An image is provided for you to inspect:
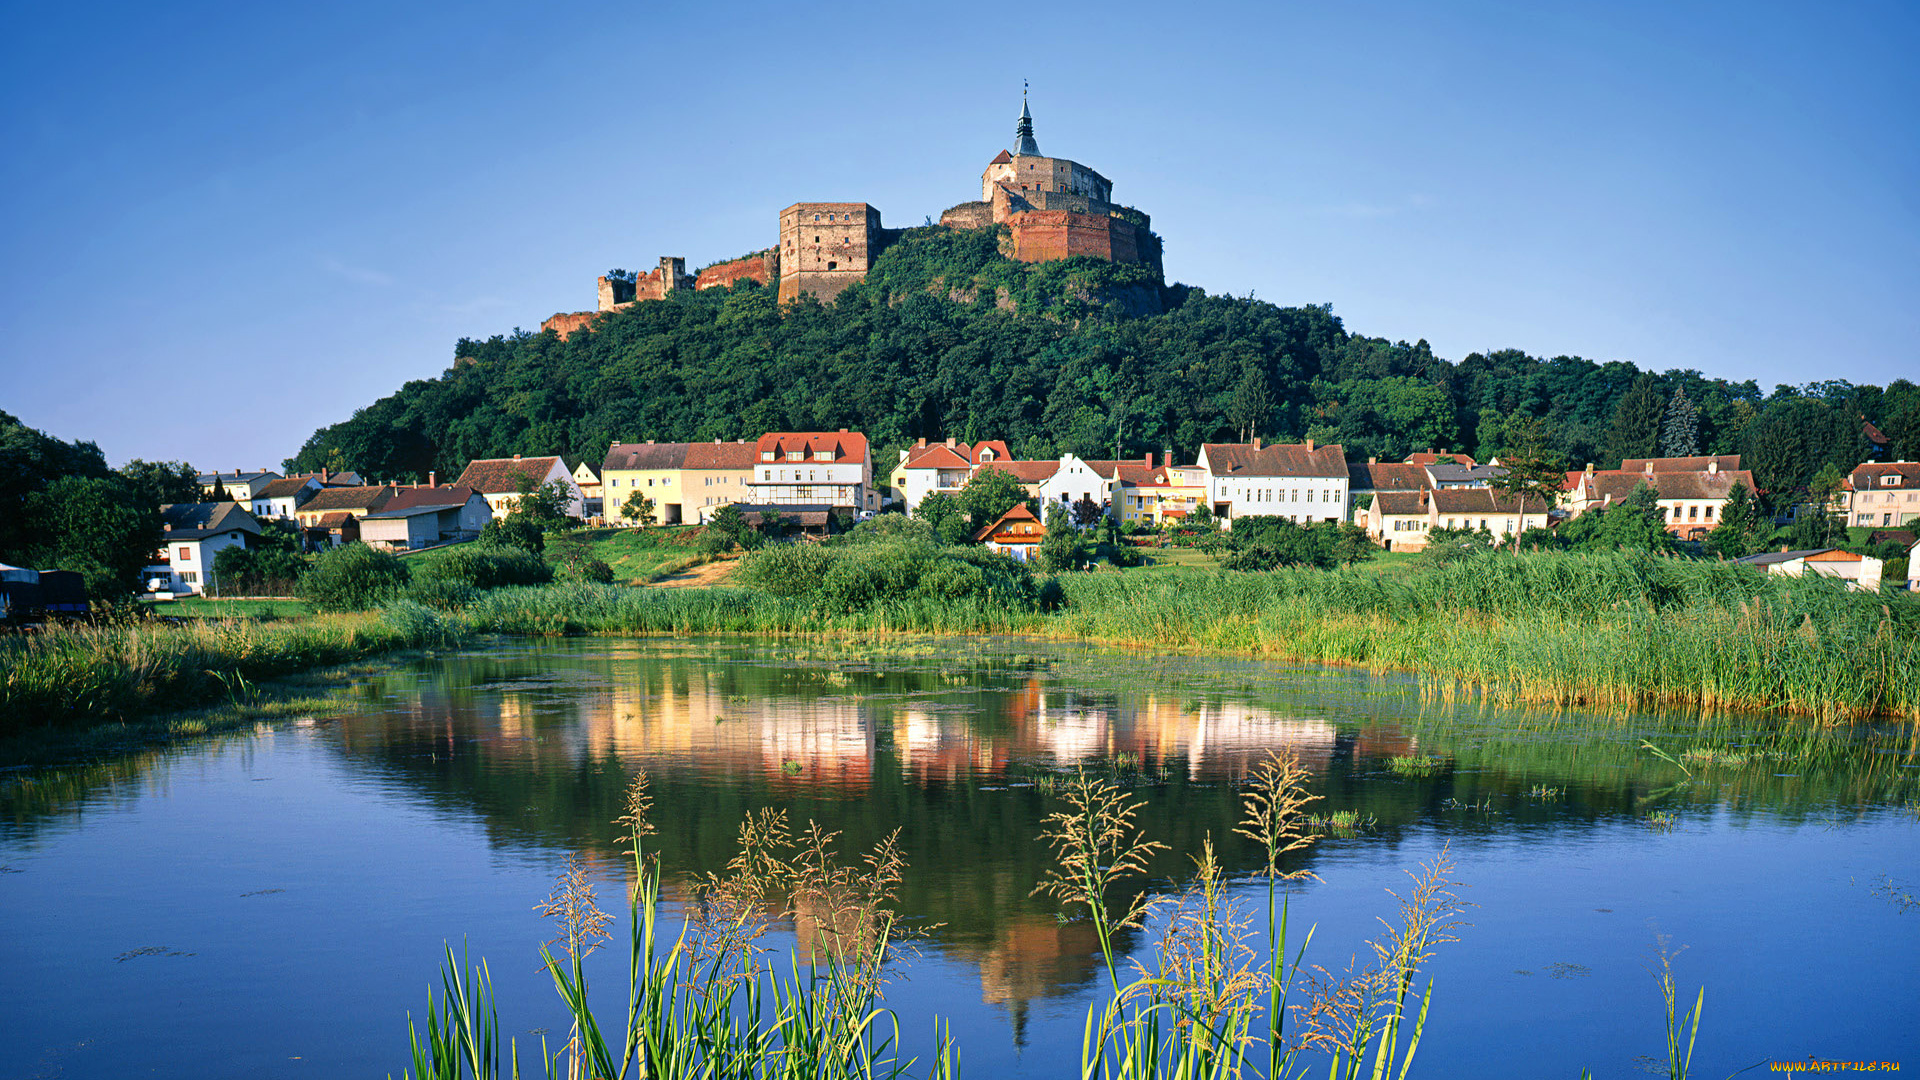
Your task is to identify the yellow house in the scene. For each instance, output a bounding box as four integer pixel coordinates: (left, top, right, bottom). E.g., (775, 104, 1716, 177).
(602, 441, 758, 525)
(1116, 465, 1209, 525)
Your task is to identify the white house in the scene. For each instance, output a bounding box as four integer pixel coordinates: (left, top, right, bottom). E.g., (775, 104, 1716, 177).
(891, 439, 1010, 514)
(454, 455, 584, 519)
(748, 431, 873, 511)
(195, 469, 281, 502)
(1845, 462, 1920, 529)
(1197, 440, 1349, 527)
(1735, 548, 1884, 591)
(145, 503, 264, 596)
(249, 475, 322, 521)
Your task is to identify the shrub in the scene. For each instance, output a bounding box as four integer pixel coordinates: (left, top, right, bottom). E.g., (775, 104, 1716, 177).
(300, 543, 410, 611)
(414, 543, 553, 591)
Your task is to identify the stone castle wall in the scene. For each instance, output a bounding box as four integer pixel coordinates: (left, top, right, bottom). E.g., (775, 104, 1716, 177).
(694, 251, 779, 291)
(541, 311, 603, 340)
(1008, 210, 1144, 266)
(778, 203, 881, 304)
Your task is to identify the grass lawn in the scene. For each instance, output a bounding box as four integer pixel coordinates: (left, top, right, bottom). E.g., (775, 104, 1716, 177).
(143, 596, 317, 619)
(571, 526, 710, 584)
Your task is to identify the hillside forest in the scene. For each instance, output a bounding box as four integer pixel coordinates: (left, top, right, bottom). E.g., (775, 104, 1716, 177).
(284, 228, 1917, 513)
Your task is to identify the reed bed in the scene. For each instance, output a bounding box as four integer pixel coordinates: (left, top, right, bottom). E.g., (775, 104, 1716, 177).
(0, 601, 462, 735)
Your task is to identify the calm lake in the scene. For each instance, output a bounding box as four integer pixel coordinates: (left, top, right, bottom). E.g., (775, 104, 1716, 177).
(3, 636, 1916, 1078)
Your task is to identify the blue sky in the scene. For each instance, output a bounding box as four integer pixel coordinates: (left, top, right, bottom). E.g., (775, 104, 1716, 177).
(3, 0, 1914, 470)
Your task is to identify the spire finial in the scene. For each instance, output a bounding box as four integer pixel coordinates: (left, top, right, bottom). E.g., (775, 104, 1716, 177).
(1014, 83, 1039, 156)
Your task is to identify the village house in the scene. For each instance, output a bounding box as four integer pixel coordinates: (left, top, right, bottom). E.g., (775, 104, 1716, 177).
(1842, 462, 1920, 529)
(748, 431, 874, 511)
(1563, 456, 1757, 540)
(1346, 459, 1429, 526)
(358, 486, 491, 551)
(285, 469, 364, 487)
(145, 502, 263, 596)
(1196, 439, 1349, 527)
(572, 462, 602, 520)
(1115, 462, 1209, 525)
(249, 476, 322, 522)
(455, 455, 584, 519)
(1362, 488, 1551, 551)
(1734, 548, 1884, 591)
(291, 485, 396, 547)
(195, 469, 281, 502)
(891, 439, 1012, 514)
(973, 504, 1045, 560)
(682, 441, 761, 516)
(971, 457, 1063, 507)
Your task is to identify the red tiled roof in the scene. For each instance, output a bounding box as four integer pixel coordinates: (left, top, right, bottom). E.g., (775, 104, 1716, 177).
(1350, 461, 1428, 492)
(683, 441, 760, 470)
(375, 486, 479, 514)
(755, 431, 869, 463)
(1430, 488, 1550, 515)
(1618, 455, 1742, 474)
(455, 457, 565, 494)
(254, 477, 318, 500)
(1373, 490, 1430, 516)
(975, 460, 1060, 483)
(990, 150, 1013, 164)
(1405, 452, 1476, 467)
(1587, 469, 1757, 503)
(297, 486, 395, 513)
(603, 443, 689, 472)
(1201, 442, 1347, 479)
(973, 503, 1042, 543)
(1848, 462, 1920, 489)
(902, 445, 973, 469)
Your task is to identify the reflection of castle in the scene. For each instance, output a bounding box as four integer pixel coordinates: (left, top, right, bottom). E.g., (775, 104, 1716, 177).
(542, 93, 1159, 334)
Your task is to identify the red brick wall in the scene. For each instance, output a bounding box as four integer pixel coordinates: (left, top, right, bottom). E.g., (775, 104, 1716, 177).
(695, 252, 777, 291)
(540, 311, 602, 340)
(1008, 211, 1146, 265)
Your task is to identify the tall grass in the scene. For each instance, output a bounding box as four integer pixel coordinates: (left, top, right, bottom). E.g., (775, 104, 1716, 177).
(461, 550, 1920, 720)
(0, 601, 462, 735)
(400, 756, 1469, 1080)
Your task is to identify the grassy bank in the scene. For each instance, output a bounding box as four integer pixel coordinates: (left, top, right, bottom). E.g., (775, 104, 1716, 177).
(0, 602, 463, 739)
(456, 550, 1919, 721)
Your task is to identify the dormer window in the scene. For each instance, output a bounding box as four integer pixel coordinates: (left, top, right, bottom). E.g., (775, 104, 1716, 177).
(1883, 475, 1900, 487)
(761, 451, 774, 462)
(787, 451, 804, 462)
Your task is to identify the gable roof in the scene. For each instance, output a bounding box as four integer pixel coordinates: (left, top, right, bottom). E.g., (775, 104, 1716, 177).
(973, 503, 1042, 543)
(286, 470, 364, 487)
(254, 476, 320, 500)
(902, 444, 974, 469)
(455, 456, 566, 494)
(974, 460, 1061, 483)
(1084, 457, 1158, 485)
(1735, 548, 1838, 566)
(159, 502, 263, 539)
(989, 149, 1012, 164)
(1619, 455, 1742, 474)
(603, 443, 690, 472)
(1404, 451, 1475, 467)
(195, 470, 279, 486)
(1201, 442, 1348, 480)
(755, 431, 869, 463)
(1349, 461, 1429, 492)
(1373, 490, 1431, 516)
(363, 486, 481, 518)
(1587, 469, 1756, 503)
(1863, 419, 1891, 448)
(683, 441, 760, 470)
(297, 485, 396, 513)
(1848, 462, 1920, 489)
(1429, 488, 1549, 515)
(1426, 462, 1506, 486)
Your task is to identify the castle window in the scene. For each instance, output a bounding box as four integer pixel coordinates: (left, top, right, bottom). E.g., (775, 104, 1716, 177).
(813, 214, 819, 221)
(827, 261, 837, 270)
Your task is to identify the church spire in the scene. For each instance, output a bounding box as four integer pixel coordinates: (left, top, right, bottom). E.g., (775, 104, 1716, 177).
(1014, 82, 1040, 156)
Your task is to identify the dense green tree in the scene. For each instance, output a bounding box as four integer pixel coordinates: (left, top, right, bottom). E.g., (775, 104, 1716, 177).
(956, 469, 1028, 532)
(913, 491, 970, 544)
(17, 475, 162, 599)
(1037, 503, 1091, 571)
(299, 542, 410, 611)
(1489, 416, 1568, 518)
(619, 492, 657, 528)
(1561, 482, 1673, 552)
(1704, 481, 1765, 559)
(118, 459, 201, 510)
(1602, 375, 1663, 467)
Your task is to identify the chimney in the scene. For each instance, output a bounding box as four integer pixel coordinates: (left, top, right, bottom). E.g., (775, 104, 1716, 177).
(1585, 462, 1594, 475)
(1306, 438, 1315, 453)
(427, 471, 436, 488)
(321, 468, 329, 483)
(1644, 461, 1655, 475)
(839, 428, 848, 433)
(512, 453, 522, 461)
(946, 438, 956, 447)
(915, 438, 927, 448)
(1145, 452, 1154, 469)
(1781, 543, 1790, 553)
(1253, 437, 1262, 450)
(1708, 459, 1719, 474)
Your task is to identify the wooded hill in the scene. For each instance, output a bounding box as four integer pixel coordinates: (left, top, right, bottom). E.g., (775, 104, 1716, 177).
(287, 227, 1918, 508)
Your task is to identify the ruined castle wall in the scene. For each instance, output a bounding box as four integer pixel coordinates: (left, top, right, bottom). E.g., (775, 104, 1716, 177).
(939, 201, 995, 230)
(541, 311, 603, 340)
(695, 251, 779, 291)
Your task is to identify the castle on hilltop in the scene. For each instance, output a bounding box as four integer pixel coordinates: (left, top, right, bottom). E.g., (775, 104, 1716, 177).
(541, 95, 1158, 336)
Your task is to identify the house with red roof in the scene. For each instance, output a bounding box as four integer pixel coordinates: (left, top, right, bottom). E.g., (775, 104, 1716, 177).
(359, 487, 490, 551)
(1563, 456, 1758, 540)
(748, 431, 874, 512)
(891, 438, 1012, 514)
(454, 455, 583, 520)
(972, 504, 1045, 560)
(1843, 462, 1920, 529)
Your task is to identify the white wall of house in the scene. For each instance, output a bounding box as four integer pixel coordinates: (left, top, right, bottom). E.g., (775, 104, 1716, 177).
(1849, 486, 1920, 527)
(147, 530, 251, 596)
(749, 458, 869, 508)
(1037, 455, 1108, 510)
(892, 462, 972, 515)
(1209, 478, 1349, 525)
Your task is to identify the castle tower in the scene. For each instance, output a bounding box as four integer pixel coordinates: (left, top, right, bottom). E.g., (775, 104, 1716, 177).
(777, 203, 883, 304)
(1014, 92, 1040, 156)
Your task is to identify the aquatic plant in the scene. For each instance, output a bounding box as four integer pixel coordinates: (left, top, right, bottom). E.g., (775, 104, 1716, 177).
(1387, 755, 1443, 777)
(1647, 811, 1679, 831)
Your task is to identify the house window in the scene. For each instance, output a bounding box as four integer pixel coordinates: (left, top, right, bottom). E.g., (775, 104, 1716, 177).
(788, 451, 804, 462)
(761, 452, 774, 462)
(180, 572, 198, 584)
(178, 546, 192, 562)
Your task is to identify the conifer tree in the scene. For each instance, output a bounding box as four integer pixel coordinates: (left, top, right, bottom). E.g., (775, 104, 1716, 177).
(1660, 387, 1700, 458)
(1603, 375, 1664, 467)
